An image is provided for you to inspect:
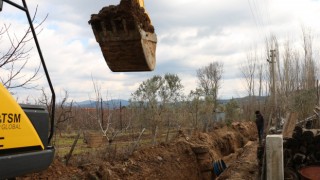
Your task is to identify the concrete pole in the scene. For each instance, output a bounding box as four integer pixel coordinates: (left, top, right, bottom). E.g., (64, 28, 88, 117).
(270, 50, 277, 114)
(266, 135, 284, 180)
(317, 80, 319, 106)
(267, 49, 277, 127)
(317, 80, 320, 128)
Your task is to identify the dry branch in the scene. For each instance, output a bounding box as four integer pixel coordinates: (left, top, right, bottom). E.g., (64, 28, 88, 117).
(129, 128, 146, 155)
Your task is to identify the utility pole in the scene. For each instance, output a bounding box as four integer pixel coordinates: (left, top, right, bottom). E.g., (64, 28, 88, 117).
(317, 80, 319, 106)
(120, 101, 123, 130)
(262, 49, 278, 180)
(317, 80, 319, 129)
(267, 49, 277, 127)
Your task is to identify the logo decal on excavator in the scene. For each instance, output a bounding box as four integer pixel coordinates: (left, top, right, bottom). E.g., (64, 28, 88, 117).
(0, 113, 21, 123)
(0, 113, 22, 130)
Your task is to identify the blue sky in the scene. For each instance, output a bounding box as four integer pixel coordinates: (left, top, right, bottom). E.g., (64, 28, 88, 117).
(1, 0, 320, 103)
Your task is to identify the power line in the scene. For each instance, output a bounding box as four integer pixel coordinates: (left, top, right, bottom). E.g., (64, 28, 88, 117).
(248, 0, 273, 38)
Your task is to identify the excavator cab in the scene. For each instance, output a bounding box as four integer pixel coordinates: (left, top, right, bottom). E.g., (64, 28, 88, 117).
(89, 0, 157, 72)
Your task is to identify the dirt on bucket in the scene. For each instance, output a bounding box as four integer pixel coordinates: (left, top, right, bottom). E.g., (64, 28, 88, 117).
(89, 0, 154, 33)
(89, 0, 157, 72)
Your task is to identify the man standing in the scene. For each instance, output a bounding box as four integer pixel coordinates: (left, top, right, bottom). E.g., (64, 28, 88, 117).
(255, 110, 264, 143)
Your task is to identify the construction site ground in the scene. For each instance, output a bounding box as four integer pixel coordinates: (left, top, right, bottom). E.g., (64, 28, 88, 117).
(18, 121, 259, 180)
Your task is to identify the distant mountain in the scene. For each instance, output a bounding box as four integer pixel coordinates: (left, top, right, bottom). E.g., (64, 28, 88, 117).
(217, 99, 230, 104)
(219, 96, 268, 104)
(74, 99, 129, 109)
(73, 96, 267, 109)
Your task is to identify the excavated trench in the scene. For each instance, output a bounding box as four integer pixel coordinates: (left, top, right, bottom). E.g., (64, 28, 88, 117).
(19, 121, 259, 180)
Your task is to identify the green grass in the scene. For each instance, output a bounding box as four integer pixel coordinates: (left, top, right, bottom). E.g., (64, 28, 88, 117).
(52, 130, 183, 157)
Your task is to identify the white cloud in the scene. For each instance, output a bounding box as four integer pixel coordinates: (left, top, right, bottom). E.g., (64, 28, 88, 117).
(1, 0, 320, 102)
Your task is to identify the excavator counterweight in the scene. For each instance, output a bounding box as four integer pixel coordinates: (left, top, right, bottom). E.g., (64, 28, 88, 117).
(89, 0, 157, 72)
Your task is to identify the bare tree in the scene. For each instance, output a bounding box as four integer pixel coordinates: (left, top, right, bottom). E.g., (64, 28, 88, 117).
(301, 27, 316, 90)
(197, 62, 223, 106)
(262, 29, 319, 122)
(38, 89, 74, 143)
(196, 62, 223, 131)
(0, 7, 47, 89)
(240, 50, 258, 120)
(186, 88, 202, 129)
(241, 50, 257, 98)
(89, 77, 120, 142)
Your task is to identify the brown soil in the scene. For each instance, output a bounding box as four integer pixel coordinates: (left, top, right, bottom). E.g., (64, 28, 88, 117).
(18, 121, 259, 180)
(218, 141, 259, 180)
(89, 0, 154, 33)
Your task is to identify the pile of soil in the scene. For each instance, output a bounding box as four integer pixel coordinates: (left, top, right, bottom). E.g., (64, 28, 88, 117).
(89, 0, 154, 33)
(19, 121, 259, 179)
(217, 141, 259, 180)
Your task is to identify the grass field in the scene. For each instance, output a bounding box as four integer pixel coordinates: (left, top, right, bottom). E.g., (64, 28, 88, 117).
(52, 129, 185, 157)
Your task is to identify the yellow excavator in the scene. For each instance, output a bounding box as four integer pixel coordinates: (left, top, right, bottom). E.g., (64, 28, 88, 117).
(0, 0, 156, 178)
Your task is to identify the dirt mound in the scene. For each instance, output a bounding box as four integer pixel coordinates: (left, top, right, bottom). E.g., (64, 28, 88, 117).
(19, 121, 258, 179)
(217, 141, 259, 180)
(89, 0, 154, 33)
(19, 159, 82, 180)
(117, 141, 201, 179)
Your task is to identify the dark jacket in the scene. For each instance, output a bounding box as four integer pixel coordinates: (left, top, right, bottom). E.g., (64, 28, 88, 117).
(255, 114, 264, 127)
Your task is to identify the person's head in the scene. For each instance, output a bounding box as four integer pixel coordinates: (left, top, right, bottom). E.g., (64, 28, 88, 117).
(255, 110, 260, 115)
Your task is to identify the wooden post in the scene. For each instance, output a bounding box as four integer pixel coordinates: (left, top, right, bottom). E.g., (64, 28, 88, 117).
(282, 112, 298, 138)
(65, 132, 81, 165)
(152, 126, 158, 146)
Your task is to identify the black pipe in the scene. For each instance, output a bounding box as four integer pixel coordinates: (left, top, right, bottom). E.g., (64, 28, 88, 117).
(3, 0, 56, 144)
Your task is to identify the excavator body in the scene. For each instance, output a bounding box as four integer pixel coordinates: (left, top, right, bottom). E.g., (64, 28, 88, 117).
(0, 83, 55, 178)
(0, 0, 56, 178)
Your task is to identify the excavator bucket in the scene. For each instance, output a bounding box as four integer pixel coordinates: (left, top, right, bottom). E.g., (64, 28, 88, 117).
(89, 0, 157, 72)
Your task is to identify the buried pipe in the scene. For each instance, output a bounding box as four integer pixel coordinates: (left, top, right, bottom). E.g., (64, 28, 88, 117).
(212, 159, 227, 177)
